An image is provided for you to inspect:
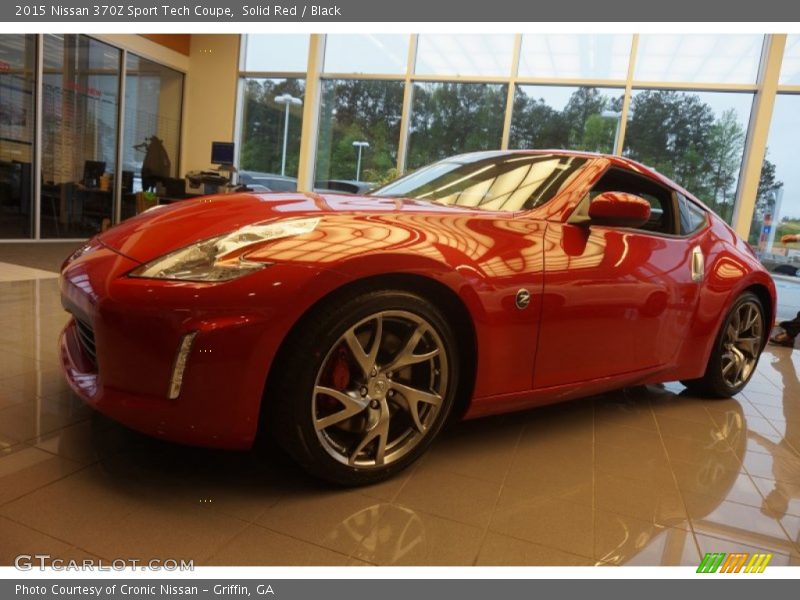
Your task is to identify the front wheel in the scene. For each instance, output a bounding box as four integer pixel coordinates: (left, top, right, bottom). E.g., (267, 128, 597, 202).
(682, 291, 766, 398)
(268, 289, 459, 486)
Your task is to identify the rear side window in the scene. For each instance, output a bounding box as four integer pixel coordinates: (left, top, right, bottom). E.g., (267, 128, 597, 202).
(678, 194, 708, 235)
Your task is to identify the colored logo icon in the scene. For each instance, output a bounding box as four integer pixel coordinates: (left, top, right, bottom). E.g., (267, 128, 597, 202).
(697, 552, 773, 573)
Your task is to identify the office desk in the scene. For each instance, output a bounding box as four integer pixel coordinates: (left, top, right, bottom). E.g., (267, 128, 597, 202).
(39, 183, 112, 238)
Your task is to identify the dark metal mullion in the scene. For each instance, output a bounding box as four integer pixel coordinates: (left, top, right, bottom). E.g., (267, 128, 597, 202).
(113, 49, 126, 225)
(33, 34, 43, 240)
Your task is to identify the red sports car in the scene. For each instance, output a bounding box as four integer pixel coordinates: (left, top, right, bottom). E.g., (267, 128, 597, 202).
(59, 151, 776, 485)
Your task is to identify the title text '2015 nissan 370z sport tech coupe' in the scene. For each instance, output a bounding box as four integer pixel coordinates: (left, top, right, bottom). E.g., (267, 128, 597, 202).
(58, 151, 776, 485)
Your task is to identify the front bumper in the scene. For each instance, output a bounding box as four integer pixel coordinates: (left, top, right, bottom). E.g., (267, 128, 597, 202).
(59, 317, 266, 450)
(58, 241, 334, 450)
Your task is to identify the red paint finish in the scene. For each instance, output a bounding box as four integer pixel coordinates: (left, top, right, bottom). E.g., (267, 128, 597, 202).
(534, 222, 698, 388)
(588, 191, 652, 226)
(58, 151, 776, 448)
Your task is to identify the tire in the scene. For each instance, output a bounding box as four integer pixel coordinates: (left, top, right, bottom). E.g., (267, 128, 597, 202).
(266, 287, 460, 486)
(681, 291, 766, 398)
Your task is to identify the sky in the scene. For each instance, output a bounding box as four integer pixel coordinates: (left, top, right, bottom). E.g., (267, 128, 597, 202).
(764, 95, 800, 221)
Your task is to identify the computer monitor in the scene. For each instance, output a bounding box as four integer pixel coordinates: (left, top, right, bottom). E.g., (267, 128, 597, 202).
(211, 142, 235, 166)
(121, 170, 134, 193)
(83, 160, 106, 187)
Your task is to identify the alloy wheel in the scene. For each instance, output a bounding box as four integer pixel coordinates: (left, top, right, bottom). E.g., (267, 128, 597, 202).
(720, 300, 763, 388)
(312, 310, 449, 469)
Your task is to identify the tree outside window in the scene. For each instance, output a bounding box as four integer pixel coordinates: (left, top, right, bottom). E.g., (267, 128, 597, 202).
(239, 78, 305, 178)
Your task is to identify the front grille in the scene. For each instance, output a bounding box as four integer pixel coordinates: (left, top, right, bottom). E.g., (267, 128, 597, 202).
(74, 318, 97, 367)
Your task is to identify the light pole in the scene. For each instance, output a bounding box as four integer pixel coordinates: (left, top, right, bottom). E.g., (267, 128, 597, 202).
(601, 110, 623, 154)
(352, 140, 369, 181)
(274, 93, 302, 176)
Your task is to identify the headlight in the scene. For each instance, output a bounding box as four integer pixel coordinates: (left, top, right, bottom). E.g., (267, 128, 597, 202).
(128, 217, 320, 282)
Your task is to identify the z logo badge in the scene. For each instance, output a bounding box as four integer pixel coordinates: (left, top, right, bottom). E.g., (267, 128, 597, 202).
(515, 289, 531, 310)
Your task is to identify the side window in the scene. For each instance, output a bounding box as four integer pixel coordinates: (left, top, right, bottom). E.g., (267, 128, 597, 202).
(678, 194, 708, 235)
(589, 168, 676, 235)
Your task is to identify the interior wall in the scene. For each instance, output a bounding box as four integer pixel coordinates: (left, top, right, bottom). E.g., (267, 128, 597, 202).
(140, 34, 191, 56)
(181, 35, 240, 176)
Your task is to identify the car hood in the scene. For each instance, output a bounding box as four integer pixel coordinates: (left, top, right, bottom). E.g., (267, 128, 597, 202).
(97, 191, 483, 264)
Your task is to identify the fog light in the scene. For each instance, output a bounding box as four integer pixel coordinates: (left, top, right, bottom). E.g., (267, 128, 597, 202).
(168, 332, 198, 399)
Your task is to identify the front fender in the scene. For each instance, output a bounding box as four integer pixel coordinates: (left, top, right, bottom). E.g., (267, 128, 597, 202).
(251, 212, 548, 400)
(269, 245, 543, 400)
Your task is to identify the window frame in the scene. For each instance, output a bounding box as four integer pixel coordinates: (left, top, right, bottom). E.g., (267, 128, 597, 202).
(586, 166, 681, 237)
(568, 163, 713, 240)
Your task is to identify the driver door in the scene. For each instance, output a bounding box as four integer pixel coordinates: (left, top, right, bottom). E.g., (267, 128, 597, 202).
(533, 167, 701, 389)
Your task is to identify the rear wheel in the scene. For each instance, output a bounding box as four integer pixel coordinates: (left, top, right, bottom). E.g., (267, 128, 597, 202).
(681, 291, 765, 398)
(268, 289, 459, 486)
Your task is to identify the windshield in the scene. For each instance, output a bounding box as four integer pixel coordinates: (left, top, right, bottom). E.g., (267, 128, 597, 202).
(373, 153, 587, 212)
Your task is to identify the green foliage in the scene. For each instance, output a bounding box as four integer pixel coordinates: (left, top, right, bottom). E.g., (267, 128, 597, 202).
(510, 87, 622, 153)
(239, 78, 306, 176)
(625, 90, 749, 222)
(625, 91, 716, 187)
(776, 221, 800, 243)
(748, 154, 786, 245)
(240, 79, 782, 228)
(407, 82, 507, 169)
(705, 109, 746, 222)
(316, 79, 404, 183)
(363, 167, 400, 188)
(581, 114, 617, 154)
(509, 95, 568, 149)
(758, 157, 783, 205)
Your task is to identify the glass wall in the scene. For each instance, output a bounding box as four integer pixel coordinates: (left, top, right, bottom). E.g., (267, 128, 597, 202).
(634, 34, 763, 84)
(759, 36, 800, 275)
(407, 82, 507, 169)
(415, 35, 515, 77)
(122, 53, 183, 218)
(779, 35, 800, 85)
(0, 34, 36, 239)
(624, 90, 753, 223)
(237, 35, 309, 190)
(510, 86, 624, 153)
(752, 94, 800, 272)
(316, 79, 404, 187)
(0, 35, 185, 240)
(241, 34, 310, 73)
(324, 35, 408, 75)
(41, 34, 120, 239)
(238, 77, 305, 185)
(238, 33, 772, 232)
(518, 34, 631, 80)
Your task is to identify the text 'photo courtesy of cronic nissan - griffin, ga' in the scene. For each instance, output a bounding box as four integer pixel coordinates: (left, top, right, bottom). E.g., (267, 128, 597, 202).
(57, 150, 776, 486)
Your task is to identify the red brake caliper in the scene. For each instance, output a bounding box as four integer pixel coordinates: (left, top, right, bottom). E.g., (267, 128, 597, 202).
(319, 345, 352, 413)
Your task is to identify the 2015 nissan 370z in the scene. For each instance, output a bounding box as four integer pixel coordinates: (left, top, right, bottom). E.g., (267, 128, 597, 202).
(58, 151, 776, 485)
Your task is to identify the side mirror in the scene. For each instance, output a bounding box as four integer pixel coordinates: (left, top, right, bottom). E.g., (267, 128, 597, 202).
(588, 192, 651, 228)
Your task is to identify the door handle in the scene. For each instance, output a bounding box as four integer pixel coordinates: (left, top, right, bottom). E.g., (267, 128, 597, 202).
(691, 246, 704, 283)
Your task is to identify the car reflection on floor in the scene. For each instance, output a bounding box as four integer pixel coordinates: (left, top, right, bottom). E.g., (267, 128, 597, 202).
(0, 276, 798, 566)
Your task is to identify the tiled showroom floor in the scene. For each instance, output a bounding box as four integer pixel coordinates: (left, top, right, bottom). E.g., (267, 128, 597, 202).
(0, 248, 799, 567)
